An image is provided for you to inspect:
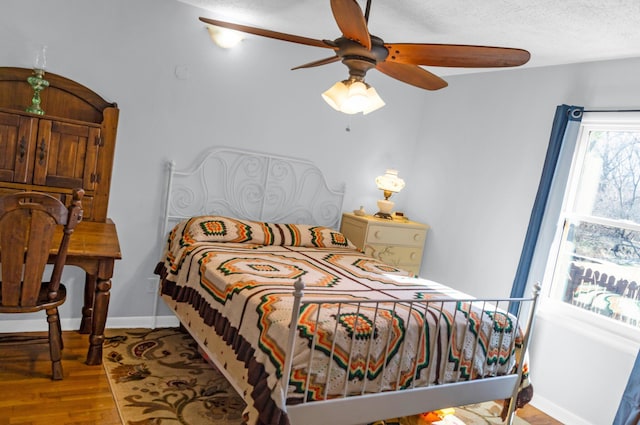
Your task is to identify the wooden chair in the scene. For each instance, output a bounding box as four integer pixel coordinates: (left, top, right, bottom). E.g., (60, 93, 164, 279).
(0, 189, 84, 380)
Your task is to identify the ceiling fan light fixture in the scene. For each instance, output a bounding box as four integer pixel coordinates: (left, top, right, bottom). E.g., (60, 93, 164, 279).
(207, 25, 244, 49)
(362, 86, 385, 115)
(342, 80, 368, 114)
(321, 78, 385, 115)
(321, 80, 349, 111)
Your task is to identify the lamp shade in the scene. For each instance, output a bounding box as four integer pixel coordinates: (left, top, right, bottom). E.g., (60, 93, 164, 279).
(362, 86, 385, 115)
(375, 169, 405, 193)
(321, 81, 349, 111)
(340, 81, 368, 114)
(33, 44, 47, 70)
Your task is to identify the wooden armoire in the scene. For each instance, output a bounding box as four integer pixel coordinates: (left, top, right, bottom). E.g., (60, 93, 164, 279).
(0, 67, 119, 222)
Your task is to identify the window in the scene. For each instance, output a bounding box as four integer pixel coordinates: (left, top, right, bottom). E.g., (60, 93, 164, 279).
(546, 113, 640, 330)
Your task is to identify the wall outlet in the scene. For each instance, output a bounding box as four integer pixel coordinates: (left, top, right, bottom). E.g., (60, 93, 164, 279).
(146, 277, 159, 294)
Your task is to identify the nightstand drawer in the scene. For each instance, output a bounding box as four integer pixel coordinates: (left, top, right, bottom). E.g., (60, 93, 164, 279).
(364, 243, 423, 272)
(366, 224, 426, 247)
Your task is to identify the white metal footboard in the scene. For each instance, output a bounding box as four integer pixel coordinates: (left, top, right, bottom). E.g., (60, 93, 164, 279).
(284, 280, 541, 425)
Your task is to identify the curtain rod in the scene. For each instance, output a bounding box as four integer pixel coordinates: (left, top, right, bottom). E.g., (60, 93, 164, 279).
(582, 108, 640, 113)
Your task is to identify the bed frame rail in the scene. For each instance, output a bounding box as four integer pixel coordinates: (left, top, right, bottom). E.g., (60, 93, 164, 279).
(284, 281, 541, 425)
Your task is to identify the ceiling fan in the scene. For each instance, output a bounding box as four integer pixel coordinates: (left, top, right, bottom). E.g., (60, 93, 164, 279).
(200, 0, 530, 114)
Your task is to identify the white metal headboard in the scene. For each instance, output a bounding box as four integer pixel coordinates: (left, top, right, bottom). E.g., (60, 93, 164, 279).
(162, 147, 346, 235)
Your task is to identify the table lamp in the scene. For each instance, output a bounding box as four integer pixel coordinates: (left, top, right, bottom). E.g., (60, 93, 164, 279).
(374, 169, 405, 219)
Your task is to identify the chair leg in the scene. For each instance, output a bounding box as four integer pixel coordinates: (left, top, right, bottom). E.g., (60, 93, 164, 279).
(58, 317, 64, 351)
(46, 307, 64, 380)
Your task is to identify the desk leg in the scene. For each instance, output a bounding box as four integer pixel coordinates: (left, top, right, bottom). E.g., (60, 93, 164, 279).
(79, 274, 96, 334)
(86, 260, 113, 365)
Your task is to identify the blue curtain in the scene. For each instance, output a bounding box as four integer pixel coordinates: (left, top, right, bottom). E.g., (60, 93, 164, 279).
(509, 105, 584, 312)
(509, 104, 640, 424)
(614, 350, 640, 425)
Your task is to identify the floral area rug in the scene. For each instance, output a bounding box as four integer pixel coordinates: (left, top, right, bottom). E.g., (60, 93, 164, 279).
(103, 328, 247, 425)
(103, 328, 530, 425)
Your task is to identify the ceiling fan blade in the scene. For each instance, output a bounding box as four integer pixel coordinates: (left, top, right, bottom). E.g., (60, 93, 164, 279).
(384, 43, 531, 68)
(376, 61, 448, 91)
(330, 0, 371, 50)
(199, 17, 333, 49)
(292, 56, 341, 70)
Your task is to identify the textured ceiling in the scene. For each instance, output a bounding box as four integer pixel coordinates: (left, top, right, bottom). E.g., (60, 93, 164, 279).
(177, 0, 640, 76)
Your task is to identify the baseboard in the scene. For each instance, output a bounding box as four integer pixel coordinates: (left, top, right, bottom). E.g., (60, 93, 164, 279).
(106, 315, 181, 329)
(0, 315, 180, 333)
(531, 394, 593, 425)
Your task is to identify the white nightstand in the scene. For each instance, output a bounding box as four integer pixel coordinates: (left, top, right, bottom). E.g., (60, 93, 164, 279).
(340, 212, 429, 275)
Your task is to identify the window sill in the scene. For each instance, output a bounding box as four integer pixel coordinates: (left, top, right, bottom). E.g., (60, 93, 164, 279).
(537, 298, 640, 354)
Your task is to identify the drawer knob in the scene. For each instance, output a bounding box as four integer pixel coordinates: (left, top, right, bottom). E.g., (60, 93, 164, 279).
(410, 252, 416, 260)
(413, 234, 421, 241)
(374, 231, 381, 239)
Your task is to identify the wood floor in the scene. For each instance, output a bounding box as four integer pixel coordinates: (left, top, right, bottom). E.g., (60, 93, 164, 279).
(0, 331, 120, 425)
(0, 330, 563, 425)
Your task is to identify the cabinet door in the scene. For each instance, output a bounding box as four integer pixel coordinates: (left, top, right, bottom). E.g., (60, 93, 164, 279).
(33, 119, 100, 190)
(0, 112, 37, 183)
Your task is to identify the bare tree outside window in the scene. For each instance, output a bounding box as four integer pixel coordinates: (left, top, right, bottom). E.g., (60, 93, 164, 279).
(591, 131, 640, 220)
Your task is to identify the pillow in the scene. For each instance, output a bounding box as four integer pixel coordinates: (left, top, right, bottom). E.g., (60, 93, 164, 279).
(181, 216, 355, 249)
(275, 222, 355, 248)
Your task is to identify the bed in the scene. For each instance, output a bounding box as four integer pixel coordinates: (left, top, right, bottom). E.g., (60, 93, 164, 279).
(154, 146, 540, 425)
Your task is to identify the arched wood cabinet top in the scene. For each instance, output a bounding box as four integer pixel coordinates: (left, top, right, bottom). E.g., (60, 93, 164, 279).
(0, 67, 119, 222)
(0, 67, 117, 123)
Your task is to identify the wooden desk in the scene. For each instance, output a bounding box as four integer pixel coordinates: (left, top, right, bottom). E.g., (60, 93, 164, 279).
(51, 219, 121, 365)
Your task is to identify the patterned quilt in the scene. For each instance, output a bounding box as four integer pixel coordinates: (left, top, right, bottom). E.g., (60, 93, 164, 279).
(158, 216, 528, 425)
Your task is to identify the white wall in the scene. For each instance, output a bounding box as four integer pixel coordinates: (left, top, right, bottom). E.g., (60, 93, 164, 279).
(2, 1, 639, 423)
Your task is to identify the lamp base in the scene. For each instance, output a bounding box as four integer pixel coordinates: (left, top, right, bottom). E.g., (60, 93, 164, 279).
(25, 69, 49, 116)
(375, 199, 394, 220)
(374, 211, 393, 220)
